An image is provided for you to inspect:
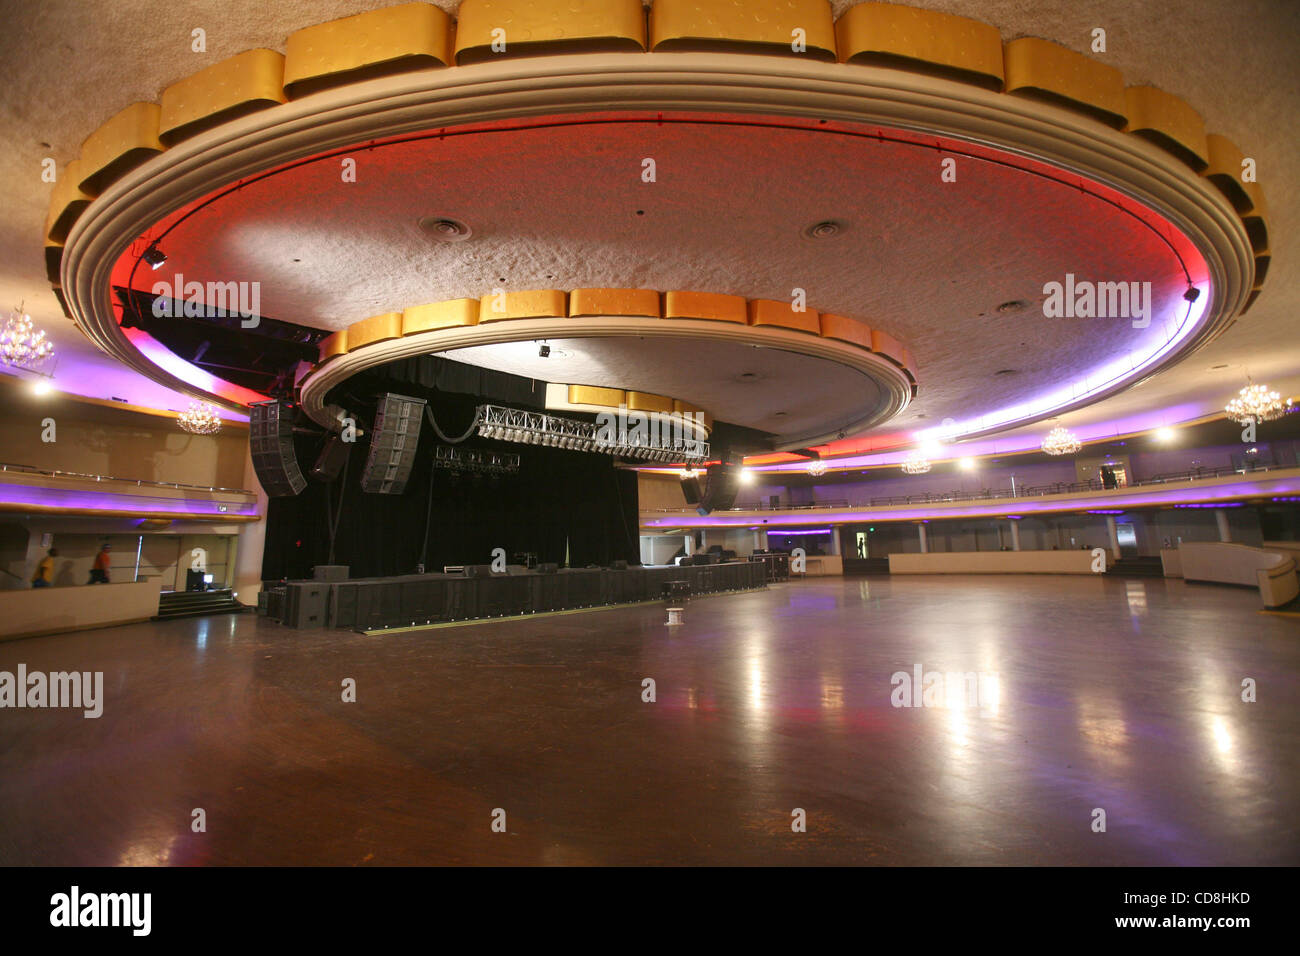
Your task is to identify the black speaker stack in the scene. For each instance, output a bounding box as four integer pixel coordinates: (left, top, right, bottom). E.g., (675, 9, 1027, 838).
(249, 400, 307, 497)
(360, 393, 427, 494)
(697, 464, 741, 516)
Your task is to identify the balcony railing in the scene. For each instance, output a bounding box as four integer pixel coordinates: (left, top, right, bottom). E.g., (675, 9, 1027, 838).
(0, 462, 254, 496)
(643, 463, 1288, 514)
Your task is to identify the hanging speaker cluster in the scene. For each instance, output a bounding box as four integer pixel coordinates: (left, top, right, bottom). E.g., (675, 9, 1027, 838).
(360, 393, 426, 494)
(249, 400, 306, 497)
(696, 464, 741, 516)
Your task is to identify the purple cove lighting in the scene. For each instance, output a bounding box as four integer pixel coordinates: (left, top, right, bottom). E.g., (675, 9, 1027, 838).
(769, 529, 833, 535)
(1173, 502, 1243, 509)
(642, 474, 1300, 529)
(0, 483, 258, 517)
(1086, 509, 1125, 515)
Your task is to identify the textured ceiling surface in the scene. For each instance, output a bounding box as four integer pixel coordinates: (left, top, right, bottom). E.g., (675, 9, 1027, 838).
(444, 336, 886, 440)
(1, 0, 1297, 439)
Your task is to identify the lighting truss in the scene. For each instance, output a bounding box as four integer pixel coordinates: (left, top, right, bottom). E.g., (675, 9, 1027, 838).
(433, 444, 521, 476)
(475, 404, 709, 463)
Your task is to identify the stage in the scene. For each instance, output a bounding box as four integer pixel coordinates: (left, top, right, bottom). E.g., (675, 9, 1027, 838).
(262, 561, 768, 631)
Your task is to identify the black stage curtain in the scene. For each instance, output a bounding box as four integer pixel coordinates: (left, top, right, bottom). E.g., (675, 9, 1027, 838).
(261, 398, 640, 582)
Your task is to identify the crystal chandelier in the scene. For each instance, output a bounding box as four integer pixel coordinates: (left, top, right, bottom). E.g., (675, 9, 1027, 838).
(901, 451, 932, 475)
(178, 401, 222, 435)
(0, 307, 55, 368)
(806, 459, 827, 477)
(1041, 426, 1082, 456)
(1225, 381, 1286, 425)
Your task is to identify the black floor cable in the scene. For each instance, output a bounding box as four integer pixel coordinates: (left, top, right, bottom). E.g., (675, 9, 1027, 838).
(325, 450, 350, 565)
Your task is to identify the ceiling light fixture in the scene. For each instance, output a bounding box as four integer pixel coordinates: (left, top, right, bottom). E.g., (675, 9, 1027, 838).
(901, 451, 931, 475)
(142, 243, 168, 270)
(1154, 427, 1176, 443)
(418, 216, 473, 242)
(1225, 380, 1286, 425)
(958, 456, 975, 471)
(1041, 426, 1082, 456)
(177, 401, 222, 435)
(806, 459, 827, 477)
(0, 306, 55, 368)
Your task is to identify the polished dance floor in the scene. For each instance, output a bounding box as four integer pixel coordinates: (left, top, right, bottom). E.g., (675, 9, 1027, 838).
(1, 575, 1296, 865)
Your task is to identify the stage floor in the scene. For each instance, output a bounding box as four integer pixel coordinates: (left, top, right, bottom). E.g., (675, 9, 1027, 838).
(1, 576, 1296, 865)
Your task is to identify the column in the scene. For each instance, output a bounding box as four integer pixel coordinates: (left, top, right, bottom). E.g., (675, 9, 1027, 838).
(918, 523, 929, 554)
(1215, 509, 1232, 543)
(683, 534, 694, 556)
(233, 446, 270, 603)
(829, 528, 841, 555)
(1009, 519, 1021, 552)
(1106, 515, 1121, 561)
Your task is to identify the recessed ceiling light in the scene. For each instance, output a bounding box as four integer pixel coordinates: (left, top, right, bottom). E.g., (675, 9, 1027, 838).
(32, 380, 52, 396)
(736, 371, 760, 383)
(418, 216, 472, 242)
(802, 220, 844, 239)
(995, 368, 1018, 376)
(996, 300, 1028, 314)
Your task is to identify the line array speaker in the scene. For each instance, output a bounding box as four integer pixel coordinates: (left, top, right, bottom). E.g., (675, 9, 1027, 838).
(360, 393, 427, 495)
(250, 400, 306, 497)
(311, 433, 351, 481)
(697, 464, 741, 516)
(680, 474, 703, 505)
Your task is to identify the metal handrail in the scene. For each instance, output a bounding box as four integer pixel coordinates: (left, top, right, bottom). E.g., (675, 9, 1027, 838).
(0, 462, 254, 496)
(643, 463, 1288, 514)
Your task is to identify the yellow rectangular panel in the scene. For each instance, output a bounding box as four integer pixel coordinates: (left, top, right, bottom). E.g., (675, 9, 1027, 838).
(347, 312, 403, 349)
(672, 400, 712, 431)
(455, 0, 646, 65)
(870, 328, 906, 366)
(403, 298, 479, 334)
(78, 102, 165, 195)
(319, 330, 349, 362)
(748, 299, 820, 334)
(569, 287, 661, 317)
(45, 160, 94, 242)
(159, 49, 287, 146)
(818, 312, 873, 350)
(835, 2, 1003, 91)
(478, 289, 567, 322)
(569, 384, 626, 408)
(901, 347, 918, 382)
(626, 391, 675, 414)
(1203, 134, 1259, 216)
(663, 290, 747, 324)
(1123, 86, 1207, 171)
(284, 2, 452, 99)
(1003, 37, 1126, 129)
(650, 0, 836, 60)
(1253, 255, 1269, 290)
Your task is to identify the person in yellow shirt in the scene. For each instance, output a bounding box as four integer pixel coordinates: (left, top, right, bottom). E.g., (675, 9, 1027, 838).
(31, 548, 57, 588)
(88, 544, 111, 584)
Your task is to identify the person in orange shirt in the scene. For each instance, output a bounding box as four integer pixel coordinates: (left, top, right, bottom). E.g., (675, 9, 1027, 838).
(88, 544, 111, 584)
(31, 548, 57, 588)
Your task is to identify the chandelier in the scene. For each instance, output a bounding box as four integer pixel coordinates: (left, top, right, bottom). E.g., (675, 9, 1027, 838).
(1041, 426, 1082, 456)
(0, 307, 54, 368)
(178, 401, 222, 435)
(806, 459, 827, 477)
(901, 451, 932, 475)
(1225, 381, 1286, 425)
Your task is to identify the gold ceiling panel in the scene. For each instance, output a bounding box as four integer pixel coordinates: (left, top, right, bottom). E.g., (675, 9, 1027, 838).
(664, 290, 748, 324)
(748, 298, 821, 334)
(835, 2, 1003, 91)
(44, 241, 63, 285)
(870, 328, 907, 367)
(650, 0, 836, 60)
(478, 289, 567, 322)
(673, 399, 713, 431)
(1203, 134, 1259, 216)
(319, 330, 349, 363)
(569, 287, 661, 317)
(1003, 37, 1127, 129)
(45, 160, 94, 242)
(1123, 86, 1208, 171)
(283, 2, 453, 99)
(568, 384, 627, 407)
(403, 298, 480, 334)
(77, 102, 165, 195)
(1253, 255, 1269, 290)
(455, 0, 647, 65)
(347, 312, 403, 349)
(626, 391, 675, 414)
(159, 49, 287, 146)
(1241, 189, 1269, 257)
(818, 312, 873, 350)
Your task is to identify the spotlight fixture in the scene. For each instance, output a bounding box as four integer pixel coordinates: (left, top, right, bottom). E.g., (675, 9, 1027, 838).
(1225, 380, 1286, 425)
(32, 379, 52, 396)
(538, 344, 551, 358)
(142, 244, 168, 270)
(958, 456, 975, 471)
(901, 451, 932, 475)
(1154, 427, 1176, 443)
(1183, 286, 1201, 303)
(738, 468, 755, 485)
(177, 400, 222, 435)
(1041, 426, 1082, 456)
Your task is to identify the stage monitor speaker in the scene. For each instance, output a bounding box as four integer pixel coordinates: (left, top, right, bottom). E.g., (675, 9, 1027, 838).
(680, 475, 703, 505)
(311, 434, 351, 481)
(250, 401, 307, 497)
(313, 565, 349, 582)
(360, 393, 427, 494)
(697, 464, 740, 516)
